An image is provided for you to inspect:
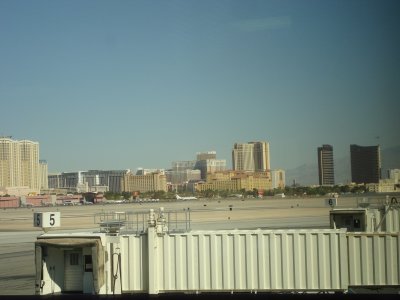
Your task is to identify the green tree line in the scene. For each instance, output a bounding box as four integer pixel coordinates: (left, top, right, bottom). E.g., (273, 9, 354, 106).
(102, 184, 368, 201)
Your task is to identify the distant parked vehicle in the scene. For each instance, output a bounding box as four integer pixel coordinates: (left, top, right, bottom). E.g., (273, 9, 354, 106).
(82, 200, 93, 205)
(274, 193, 286, 198)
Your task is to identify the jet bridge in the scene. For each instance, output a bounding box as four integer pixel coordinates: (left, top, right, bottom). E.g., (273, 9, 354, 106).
(35, 204, 400, 295)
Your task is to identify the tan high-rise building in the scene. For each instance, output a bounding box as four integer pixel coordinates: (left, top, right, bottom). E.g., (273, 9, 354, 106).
(20, 140, 40, 191)
(0, 137, 40, 193)
(232, 141, 270, 172)
(39, 160, 48, 190)
(0, 137, 20, 187)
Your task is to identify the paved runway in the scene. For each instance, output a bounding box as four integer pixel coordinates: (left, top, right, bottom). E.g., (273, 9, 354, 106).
(0, 194, 390, 295)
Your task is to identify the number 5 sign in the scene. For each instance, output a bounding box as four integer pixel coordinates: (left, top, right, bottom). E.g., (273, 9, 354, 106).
(326, 198, 338, 207)
(33, 212, 61, 228)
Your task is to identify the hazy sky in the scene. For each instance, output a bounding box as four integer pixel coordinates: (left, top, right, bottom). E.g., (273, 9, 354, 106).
(1, 0, 399, 173)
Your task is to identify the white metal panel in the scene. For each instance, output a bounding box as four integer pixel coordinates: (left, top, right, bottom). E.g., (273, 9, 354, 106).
(152, 229, 348, 292)
(39, 247, 67, 294)
(347, 233, 400, 286)
(385, 208, 400, 232)
(119, 235, 148, 292)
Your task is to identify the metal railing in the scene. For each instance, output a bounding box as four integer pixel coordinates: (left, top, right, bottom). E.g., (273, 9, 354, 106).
(164, 209, 191, 233)
(357, 196, 399, 209)
(94, 209, 191, 235)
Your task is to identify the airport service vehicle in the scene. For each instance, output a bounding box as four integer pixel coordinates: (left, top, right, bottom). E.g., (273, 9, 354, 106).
(176, 194, 197, 200)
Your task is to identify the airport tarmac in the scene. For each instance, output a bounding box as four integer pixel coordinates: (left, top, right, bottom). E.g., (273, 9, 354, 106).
(0, 195, 387, 295)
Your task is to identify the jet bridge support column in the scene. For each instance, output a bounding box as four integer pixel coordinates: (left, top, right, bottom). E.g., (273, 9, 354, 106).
(147, 209, 159, 295)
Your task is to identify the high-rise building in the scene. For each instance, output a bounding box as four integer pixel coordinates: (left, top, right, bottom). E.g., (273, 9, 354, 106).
(19, 140, 40, 191)
(168, 160, 197, 184)
(318, 144, 335, 185)
(0, 137, 19, 187)
(350, 144, 381, 184)
(171, 161, 196, 172)
(232, 141, 270, 172)
(0, 137, 40, 193)
(196, 151, 217, 161)
(195, 151, 226, 180)
(39, 160, 48, 190)
(168, 152, 226, 183)
(195, 159, 226, 180)
(271, 169, 286, 189)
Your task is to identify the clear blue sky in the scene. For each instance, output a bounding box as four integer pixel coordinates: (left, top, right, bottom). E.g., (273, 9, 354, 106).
(1, 0, 399, 173)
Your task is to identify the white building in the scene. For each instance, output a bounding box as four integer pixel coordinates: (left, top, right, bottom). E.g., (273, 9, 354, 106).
(388, 169, 400, 183)
(39, 160, 48, 190)
(271, 169, 286, 189)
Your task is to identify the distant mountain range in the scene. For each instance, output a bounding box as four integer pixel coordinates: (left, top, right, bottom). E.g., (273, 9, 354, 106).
(285, 145, 400, 186)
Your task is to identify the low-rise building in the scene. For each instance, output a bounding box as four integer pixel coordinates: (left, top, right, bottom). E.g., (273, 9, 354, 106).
(367, 179, 399, 193)
(366, 169, 400, 193)
(48, 170, 129, 193)
(0, 186, 32, 197)
(195, 171, 272, 192)
(122, 171, 167, 193)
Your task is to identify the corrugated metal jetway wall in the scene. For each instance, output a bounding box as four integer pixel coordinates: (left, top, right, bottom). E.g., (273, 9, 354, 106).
(34, 230, 400, 294)
(107, 229, 400, 294)
(152, 229, 348, 293)
(347, 233, 400, 287)
(119, 234, 149, 292)
(384, 207, 400, 232)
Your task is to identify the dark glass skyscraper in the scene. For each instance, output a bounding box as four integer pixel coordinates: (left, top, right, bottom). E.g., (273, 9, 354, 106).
(350, 144, 381, 184)
(318, 144, 335, 185)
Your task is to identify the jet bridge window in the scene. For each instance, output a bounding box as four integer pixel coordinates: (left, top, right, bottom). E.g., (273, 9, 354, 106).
(84, 255, 93, 272)
(330, 210, 366, 232)
(354, 218, 361, 229)
(344, 217, 352, 227)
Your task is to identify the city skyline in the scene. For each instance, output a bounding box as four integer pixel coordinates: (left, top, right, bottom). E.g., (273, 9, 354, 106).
(1, 1, 399, 173)
(1, 136, 398, 195)
(1, 134, 396, 174)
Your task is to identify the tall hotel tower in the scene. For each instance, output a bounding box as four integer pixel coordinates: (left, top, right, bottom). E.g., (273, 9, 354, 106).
(0, 137, 40, 192)
(232, 141, 270, 171)
(350, 144, 381, 184)
(317, 144, 335, 185)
